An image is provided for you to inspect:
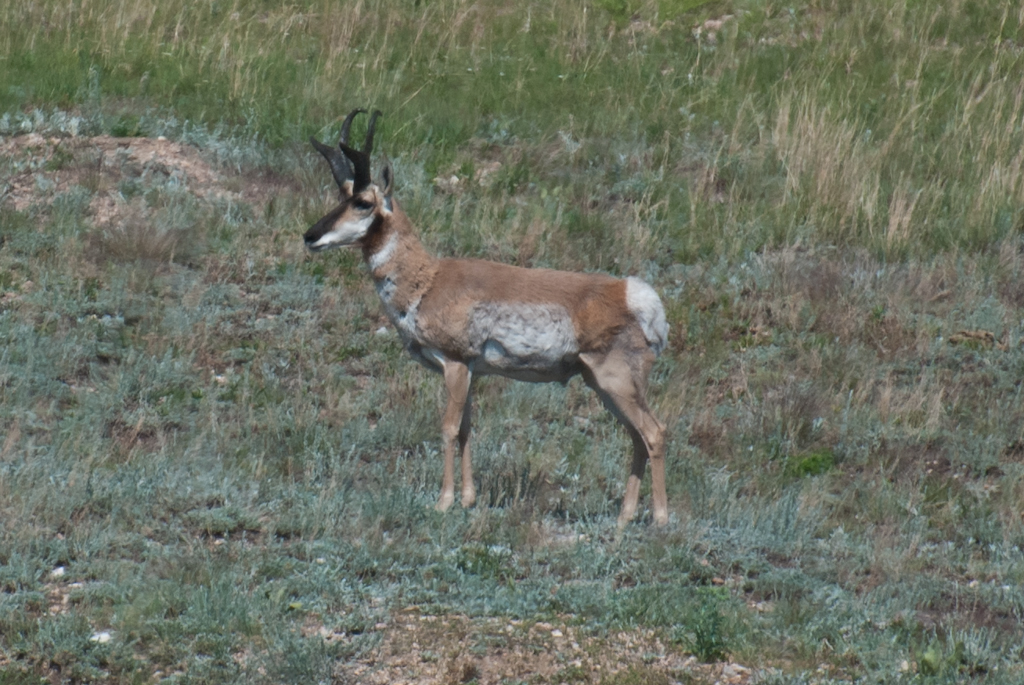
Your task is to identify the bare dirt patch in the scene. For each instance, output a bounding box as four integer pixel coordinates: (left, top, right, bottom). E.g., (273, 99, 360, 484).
(0, 133, 291, 226)
(331, 611, 754, 684)
(2, 133, 226, 218)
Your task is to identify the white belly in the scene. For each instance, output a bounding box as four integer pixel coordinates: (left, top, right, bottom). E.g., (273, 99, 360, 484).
(467, 303, 579, 381)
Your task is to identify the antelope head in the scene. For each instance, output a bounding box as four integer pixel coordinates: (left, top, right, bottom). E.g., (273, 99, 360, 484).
(304, 108, 394, 252)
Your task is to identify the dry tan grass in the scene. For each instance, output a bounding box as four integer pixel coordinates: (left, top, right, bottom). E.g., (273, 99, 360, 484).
(772, 97, 882, 242)
(86, 203, 187, 266)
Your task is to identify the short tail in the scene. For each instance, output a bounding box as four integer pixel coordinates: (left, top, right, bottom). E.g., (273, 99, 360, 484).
(625, 277, 668, 355)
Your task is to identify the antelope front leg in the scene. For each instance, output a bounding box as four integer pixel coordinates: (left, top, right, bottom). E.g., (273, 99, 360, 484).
(437, 360, 472, 512)
(458, 390, 476, 508)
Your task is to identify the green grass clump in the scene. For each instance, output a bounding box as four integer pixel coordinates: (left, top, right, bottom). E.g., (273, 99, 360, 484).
(784, 449, 834, 479)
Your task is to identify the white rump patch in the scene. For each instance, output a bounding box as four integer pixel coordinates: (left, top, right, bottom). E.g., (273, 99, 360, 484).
(367, 233, 398, 271)
(625, 277, 668, 354)
(311, 215, 374, 249)
(468, 303, 578, 375)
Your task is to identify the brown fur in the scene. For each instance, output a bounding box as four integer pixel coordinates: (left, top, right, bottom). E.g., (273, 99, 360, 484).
(418, 259, 630, 356)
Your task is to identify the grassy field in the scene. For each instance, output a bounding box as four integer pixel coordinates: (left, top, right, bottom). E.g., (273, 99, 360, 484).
(2, 0, 1024, 683)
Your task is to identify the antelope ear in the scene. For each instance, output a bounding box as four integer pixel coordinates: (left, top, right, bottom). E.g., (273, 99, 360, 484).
(379, 153, 394, 196)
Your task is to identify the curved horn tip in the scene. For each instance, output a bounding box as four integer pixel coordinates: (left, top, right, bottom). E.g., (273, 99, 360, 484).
(378, 151, 394, 196)
(362, 110, 383, 153)
(340, 108, 367, 145)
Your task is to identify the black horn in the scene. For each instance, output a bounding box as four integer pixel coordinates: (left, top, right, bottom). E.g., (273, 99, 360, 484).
(362, 109, 382, 153)
(339, 108, 364, 145)
(339, 109, 383, 192)
(309, 108, 367, 191)
(309, 136, 353, 191)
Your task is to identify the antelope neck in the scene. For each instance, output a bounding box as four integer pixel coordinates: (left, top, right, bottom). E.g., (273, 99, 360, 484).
(363, 222, 437, 320)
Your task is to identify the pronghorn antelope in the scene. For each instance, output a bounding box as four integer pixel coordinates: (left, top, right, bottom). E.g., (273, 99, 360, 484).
(305, 109, 669, 527)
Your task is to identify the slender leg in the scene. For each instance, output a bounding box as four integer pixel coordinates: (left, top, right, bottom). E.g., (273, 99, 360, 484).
(459, 390, 476, 508)
(580, 348, 668, 527)
(437, 360, 472, 512)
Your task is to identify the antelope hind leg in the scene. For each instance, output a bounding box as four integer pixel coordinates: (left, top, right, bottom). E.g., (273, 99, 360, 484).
(580, 348, 668, 527)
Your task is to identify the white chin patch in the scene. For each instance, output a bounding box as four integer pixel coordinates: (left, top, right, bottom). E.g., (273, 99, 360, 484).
(311, 215, 374, 249)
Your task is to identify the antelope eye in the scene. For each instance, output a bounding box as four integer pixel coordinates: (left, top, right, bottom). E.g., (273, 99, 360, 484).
(353, 198, 374, 211)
